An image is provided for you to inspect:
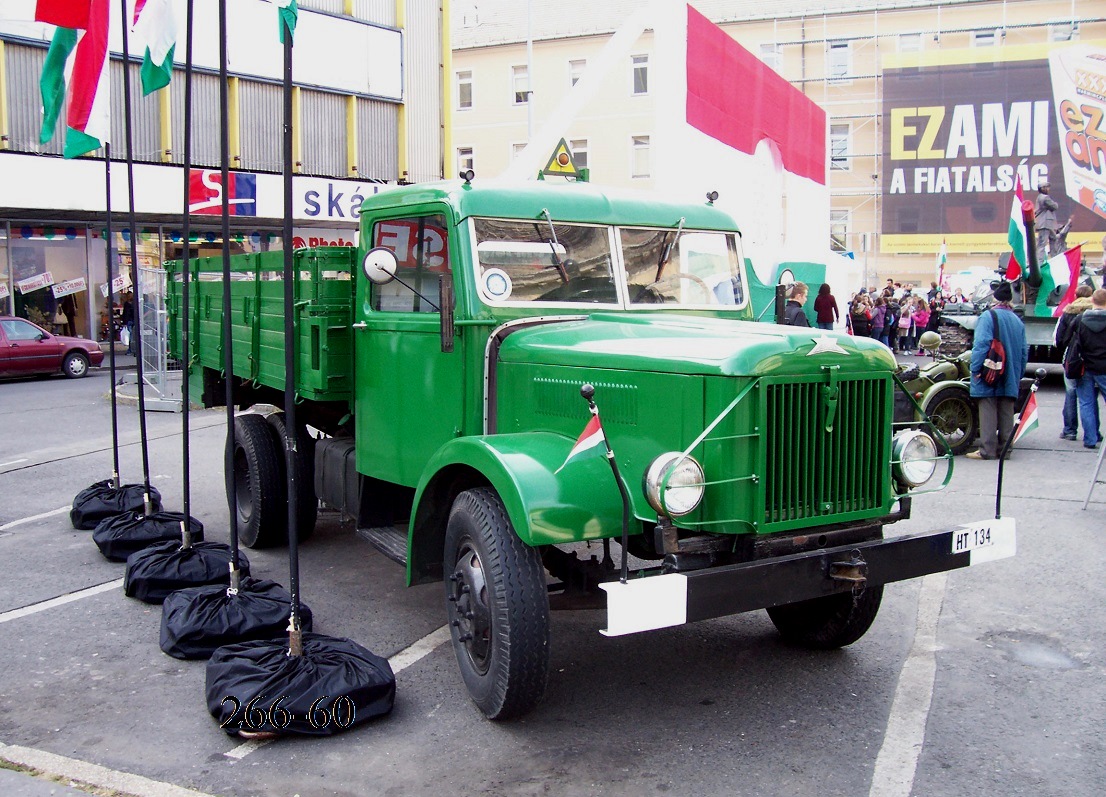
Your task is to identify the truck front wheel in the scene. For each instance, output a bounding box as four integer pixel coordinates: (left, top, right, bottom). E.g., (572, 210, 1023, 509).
(444, 488, 550, 720)
(766, 586, 883, 649)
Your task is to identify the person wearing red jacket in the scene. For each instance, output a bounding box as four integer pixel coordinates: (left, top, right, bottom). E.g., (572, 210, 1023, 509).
(813, 283, 839, 330)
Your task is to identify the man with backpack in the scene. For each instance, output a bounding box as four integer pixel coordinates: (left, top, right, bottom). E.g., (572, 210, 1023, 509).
(1072, 288, 1106, 450)
(1054, 285, 1097, 442)
(967, 281, 1028, 460)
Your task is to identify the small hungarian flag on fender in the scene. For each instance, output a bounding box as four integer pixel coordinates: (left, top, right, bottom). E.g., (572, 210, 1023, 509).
(1012, 392, 1039, 446)
(556, 415, 605, 473)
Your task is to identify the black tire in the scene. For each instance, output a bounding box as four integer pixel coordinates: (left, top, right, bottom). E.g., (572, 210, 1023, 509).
(444, 487, 550, 720)
(62, 351, 89, 378)
(766, 585, 883, 649)
(230, 414, 285, 548)
(265, 412, 318, 542)
(924, 386, 977, 456)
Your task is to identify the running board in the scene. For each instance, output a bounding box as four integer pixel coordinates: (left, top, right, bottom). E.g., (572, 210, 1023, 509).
(356, 525, 408, 566)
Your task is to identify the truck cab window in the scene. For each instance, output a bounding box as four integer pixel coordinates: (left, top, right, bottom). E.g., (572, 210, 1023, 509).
(473, 218, 617, 305)
(621, 227, 744, 306)
(371, 214, 449, 312)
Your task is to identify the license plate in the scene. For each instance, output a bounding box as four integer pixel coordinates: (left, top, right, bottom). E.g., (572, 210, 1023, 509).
(952, 521, 996, 553)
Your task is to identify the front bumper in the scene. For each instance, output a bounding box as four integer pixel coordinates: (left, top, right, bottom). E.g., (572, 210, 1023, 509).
(600, 517, 1015, 636)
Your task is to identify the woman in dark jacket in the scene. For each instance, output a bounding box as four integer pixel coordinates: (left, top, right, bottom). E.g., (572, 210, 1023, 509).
(813, 283, 839, 330)
(850, 297, 872, 337)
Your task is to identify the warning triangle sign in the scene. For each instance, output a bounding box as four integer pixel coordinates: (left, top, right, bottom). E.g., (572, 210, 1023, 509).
(542, 138, 579, 177)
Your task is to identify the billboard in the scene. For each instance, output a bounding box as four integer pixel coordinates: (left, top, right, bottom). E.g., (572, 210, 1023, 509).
(881, 42, 1106, 254)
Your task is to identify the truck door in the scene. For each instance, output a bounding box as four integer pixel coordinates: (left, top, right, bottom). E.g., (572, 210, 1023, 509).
(353, 210, 465, 487)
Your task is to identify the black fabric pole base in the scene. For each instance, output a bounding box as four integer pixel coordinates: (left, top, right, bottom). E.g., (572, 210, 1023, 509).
(93, 512, 203, 562)
(71, 481, 162, 530)
(205, 632, 395, 737)
(124, 541, 248, 604)
(160, 578, 312, 660)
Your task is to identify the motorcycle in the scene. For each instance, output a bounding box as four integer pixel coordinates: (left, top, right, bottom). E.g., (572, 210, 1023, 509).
(895, 331, 1033, 456)
(895, 332, 977, 455)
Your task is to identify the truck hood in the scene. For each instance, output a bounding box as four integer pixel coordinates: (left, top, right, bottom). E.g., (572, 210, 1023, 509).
(496, 313, 897, 377)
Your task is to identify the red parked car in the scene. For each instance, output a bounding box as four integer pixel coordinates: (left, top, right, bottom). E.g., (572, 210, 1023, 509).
(0, 316, 104, 379)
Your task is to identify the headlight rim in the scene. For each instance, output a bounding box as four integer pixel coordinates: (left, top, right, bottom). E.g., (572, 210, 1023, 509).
(643, 452, 706, 518)
(892, 429, 938, 488)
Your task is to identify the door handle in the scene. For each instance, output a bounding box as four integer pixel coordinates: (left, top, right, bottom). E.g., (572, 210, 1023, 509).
(351, 322, 367, 329)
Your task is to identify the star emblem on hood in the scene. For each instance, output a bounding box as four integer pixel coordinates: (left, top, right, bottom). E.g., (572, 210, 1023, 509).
(806, 334, 850, 356)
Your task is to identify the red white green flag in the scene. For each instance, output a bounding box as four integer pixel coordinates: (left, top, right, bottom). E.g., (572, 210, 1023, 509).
(35, 0, 90, 29)
(555, 414, 606, 473)
(935, 239, 947, 288)
(1051, 246, 1085, 317)
(132, 0, 177, 95)
(38, 0, 110, 158)
(1012, 392, 1039, 446)
(275, 0, 298, 42)
(1004, 175, 1028, 280)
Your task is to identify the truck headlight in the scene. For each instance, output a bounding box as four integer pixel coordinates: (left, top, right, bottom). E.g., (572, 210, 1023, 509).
(892, 430, 937, 488)
(644, 453, 705, 517)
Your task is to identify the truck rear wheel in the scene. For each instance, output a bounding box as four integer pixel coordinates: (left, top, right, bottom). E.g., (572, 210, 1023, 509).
(265, 412, 318, 542)
(230, 414, 284, 549)
(444, 487, 550, 720)
(766, 585, 883, 649)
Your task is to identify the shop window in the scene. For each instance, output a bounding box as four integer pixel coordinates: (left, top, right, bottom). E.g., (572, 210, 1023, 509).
(10, 227, 93, 338)
(0, 226, 9, 316)
(371, 215, 448, 313)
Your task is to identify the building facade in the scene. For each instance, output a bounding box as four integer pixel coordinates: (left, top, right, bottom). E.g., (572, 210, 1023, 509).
(452, 0, 1106, 288)
(0, 0, 447, 341)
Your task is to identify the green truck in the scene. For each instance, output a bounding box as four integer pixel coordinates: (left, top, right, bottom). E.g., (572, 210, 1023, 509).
(168, 179, 1016, 720)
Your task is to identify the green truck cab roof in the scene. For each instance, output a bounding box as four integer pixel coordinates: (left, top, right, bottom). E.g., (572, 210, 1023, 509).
(359, 180, 742, 232)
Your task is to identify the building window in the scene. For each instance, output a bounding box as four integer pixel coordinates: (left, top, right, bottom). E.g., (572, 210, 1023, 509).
(898, 33, 922, 54)
(1049, 22, 1074, 42)
(569, 59, 586, 87)
(827, 41, 850, 84)
(973, 29, 998, 47)
(631, 54, 649, 95)
(457, 147, 474, 174)
(512, 65, 529, 105)
(759, 43, 780, 70)
(631, 135, 650, 178)
(569, 138, 588, 170)
(830, 124, 850, 170)
(456, 70, 472, 110)
(830, 210, 849, 253)
(511, 142, 527, 161)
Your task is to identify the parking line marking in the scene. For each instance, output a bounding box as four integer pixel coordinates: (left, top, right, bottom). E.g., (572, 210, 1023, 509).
(0, 741, 218, 797)
(0, 506, 69, 531)
(0, 578, 124, 625)
(868, 572, 949, 797)
(0, 458, 29, 468)
(224, 624, 451, 759)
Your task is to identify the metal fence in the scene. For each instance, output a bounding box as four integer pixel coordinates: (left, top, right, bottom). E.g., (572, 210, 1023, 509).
(136, 265, 182, 412)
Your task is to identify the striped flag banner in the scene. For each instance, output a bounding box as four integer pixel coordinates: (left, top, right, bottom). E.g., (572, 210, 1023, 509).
(1004, 175, 1027, 281)
(132, 0, 177, 95)
(555, 414, 605, 474)
(34, 0, 90, 29)
(1012, 392, 1039, 446)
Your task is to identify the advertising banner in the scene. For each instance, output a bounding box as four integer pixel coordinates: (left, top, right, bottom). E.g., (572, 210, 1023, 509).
(100, 273, 131, 298)
(15, 271, 54, 294)
(881, 43, 1106, 254)
(0, 282, 9, 300)
(52, 278, 87, 298)
(1049, 45, 1106, 220)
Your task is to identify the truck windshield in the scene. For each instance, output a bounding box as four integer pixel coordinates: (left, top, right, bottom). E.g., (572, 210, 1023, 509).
(621, 228, 744, 306)
(473, 218, 617, 304)
(473, 218, 745, 309)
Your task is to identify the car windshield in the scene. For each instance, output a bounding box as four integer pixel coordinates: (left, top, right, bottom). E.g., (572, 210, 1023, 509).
(472, 218, 744, 308)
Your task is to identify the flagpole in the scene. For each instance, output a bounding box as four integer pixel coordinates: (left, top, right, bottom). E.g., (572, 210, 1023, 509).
(119, 0, 155, 514)
(994, 368, 1046, 519)
(180, 0, 195, 544)
(281, 10, 304, 658)
(217, 0, 243, 589)
(580, 384, 633, 583)
(104, 143, 121, 485)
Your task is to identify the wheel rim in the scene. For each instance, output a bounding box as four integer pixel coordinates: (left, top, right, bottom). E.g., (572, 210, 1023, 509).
(448, 539, 492, 674)
(233, 448, 253, 524)
(930, 396, 972, 446)
(68, 356, 86, 376)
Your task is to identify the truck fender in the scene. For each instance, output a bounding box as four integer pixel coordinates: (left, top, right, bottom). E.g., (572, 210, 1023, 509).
(406, 433, 625, 585)
(916, 379, 972, 421)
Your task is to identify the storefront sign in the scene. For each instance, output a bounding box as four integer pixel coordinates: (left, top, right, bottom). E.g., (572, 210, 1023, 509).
(15, 271, 54, 294)
(189, 169, 258, 216)
(0, 282, 9, 300)
(1049, 45, 1106, 220)
(296, 177, 395, 222)
(292, 228, 358, 249)
(100, 274, 131, 298)
(52, 277, 87, 298)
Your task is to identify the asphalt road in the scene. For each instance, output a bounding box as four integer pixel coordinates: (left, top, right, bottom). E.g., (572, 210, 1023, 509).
(0, 364, 1103, 797)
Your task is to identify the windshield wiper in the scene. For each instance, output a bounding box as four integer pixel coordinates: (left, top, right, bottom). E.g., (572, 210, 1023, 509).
(540, 208, 569, 284)
(654, 216, 685, 282)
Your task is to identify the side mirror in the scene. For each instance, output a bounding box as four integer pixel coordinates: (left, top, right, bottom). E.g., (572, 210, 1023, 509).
(362, 247, 398, 285)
